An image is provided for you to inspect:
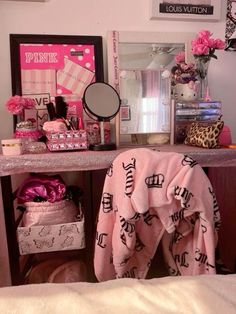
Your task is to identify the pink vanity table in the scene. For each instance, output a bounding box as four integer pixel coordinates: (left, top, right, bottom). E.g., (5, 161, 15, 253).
(1, 144, 236, 285)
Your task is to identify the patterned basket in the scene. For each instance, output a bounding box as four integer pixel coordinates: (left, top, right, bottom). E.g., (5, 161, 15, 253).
(17, 199, 85, 255)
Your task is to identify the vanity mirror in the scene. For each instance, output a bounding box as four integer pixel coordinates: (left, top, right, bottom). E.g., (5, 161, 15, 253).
(83, 82, 121, 151)
(107, 31, 195, 146)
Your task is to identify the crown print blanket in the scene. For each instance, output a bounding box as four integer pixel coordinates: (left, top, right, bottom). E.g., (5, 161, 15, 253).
(94, 148, 220, 281)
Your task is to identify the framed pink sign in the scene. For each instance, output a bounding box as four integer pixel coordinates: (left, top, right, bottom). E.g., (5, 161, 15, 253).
(10, 34, 104, 129)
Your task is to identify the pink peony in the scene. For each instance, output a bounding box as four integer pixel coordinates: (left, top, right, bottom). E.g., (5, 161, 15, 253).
(6, 95, 24, 114)
(213, 39, 225, 49)
(191, 30, 225, 59)
(197, 30, 212, 39)
(192, 44, 210, 55)
(5, 95, 36, 115)
(175, 51, 185, 64)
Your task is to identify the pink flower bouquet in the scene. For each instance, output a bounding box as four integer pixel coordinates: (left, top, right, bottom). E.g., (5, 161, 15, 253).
(191, 30, 225, 61)
(171, 51, 198, 86)
(191, 30, 225, 100)
(6, 95, 35, 115)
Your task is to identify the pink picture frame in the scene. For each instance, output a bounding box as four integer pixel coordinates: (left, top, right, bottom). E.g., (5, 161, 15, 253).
(120, 106, 131, 121)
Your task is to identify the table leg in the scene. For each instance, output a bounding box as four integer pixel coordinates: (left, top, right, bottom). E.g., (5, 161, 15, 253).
(83, 171, 97, 282)
(0, 175, 21, 285)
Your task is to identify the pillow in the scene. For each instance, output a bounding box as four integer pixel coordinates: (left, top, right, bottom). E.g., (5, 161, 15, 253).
(184, 117, 224, 149)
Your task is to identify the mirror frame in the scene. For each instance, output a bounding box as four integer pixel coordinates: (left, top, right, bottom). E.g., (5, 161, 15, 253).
(10, 34, 104, 129)
(107, 30, 195, 146)
(82, 82, 121, 121)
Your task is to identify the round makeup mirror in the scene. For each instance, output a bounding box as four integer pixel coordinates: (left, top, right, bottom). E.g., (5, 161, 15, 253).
(82, 82, 121, 150)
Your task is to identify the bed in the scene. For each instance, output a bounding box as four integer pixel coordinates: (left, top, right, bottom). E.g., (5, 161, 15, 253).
(0, 274, 235, 314)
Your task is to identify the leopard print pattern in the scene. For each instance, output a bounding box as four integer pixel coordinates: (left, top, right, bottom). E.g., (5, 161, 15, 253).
(184, 119, 224, 149)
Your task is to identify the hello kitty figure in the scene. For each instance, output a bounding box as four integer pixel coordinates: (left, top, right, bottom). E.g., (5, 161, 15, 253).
(174, 81, 200, 102)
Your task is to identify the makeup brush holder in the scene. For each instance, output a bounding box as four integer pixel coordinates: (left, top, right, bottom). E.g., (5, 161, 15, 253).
(46, 130, 88, 151)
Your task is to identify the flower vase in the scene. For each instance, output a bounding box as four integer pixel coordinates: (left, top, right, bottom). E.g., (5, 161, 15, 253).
(195, 57, 210, 101)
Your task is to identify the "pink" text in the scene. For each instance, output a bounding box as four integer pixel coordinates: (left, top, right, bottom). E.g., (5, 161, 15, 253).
(24, 52, 58, 63)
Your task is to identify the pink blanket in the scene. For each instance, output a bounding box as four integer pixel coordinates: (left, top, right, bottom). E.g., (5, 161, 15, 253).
(94, 148, 220, 281)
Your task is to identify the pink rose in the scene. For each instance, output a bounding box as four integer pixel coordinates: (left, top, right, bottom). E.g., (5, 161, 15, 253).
(175, 51, 185, 64)
(191, 30, 224, 57)
(6, 95, 24, 114)
(201, 37, 212, 47)
(197, 30, 212, 39)
(207, 38, 216, 48)
(192, 44, 209, 55)
(213, 39, 225, 49)
(5, 95, 36, 115)
(191, 38, 203, 47)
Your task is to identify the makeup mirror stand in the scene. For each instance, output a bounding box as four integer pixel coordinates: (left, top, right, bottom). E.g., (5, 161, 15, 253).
(83, 82, 121, 151)
(90, 119, 117, 151)
(100, 121, 105, 145)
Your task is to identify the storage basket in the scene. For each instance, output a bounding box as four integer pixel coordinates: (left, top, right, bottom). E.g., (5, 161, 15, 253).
(17, 199, 85, 255)
(17, 219, 85, 255)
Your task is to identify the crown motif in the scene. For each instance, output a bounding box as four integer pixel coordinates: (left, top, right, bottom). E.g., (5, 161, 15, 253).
(182, 155, 198, 168)
(145, 174, 164, 188)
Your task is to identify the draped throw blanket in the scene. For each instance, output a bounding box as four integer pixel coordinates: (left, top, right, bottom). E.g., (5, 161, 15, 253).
(94, 148, 220, 281)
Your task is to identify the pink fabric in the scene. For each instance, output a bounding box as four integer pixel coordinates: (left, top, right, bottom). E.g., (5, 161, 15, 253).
(43, 120, 68, 133)
(94, 148, 220, 281)
(16, 174, 66, 204)
(22, 199, 78, 227)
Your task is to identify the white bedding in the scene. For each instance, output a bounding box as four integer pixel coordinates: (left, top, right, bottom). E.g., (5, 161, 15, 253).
(0, 275, 236, 314)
